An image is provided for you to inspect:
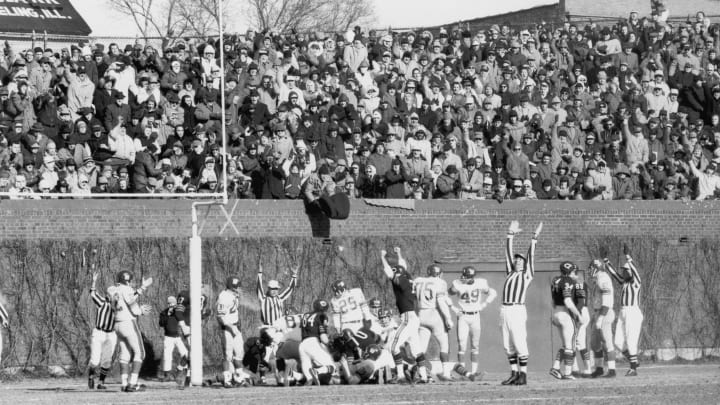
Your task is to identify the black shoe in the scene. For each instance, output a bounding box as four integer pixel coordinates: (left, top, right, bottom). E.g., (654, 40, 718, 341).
(514, 372, 527, 385)
(96, 384, 107, 390)
(590, 368, 604, 378)
(501, 371, 518, 385)
(603, 369, 616, 378)
(625, 369, 638, 377)
(88, 377, 95, 389)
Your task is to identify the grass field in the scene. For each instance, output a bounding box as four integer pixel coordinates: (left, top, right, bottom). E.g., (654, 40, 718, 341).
(0, 364, 718, 404)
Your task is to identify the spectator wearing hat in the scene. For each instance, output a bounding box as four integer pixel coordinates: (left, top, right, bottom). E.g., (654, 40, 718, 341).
(434, 164, 461, 199)
(107, 123, 136, 166)
(64, 64, 96, 122)
(459, 158, 483, 199)
(537, 179, 558, 199)
(505, 140, 530, 181)
(260, 151, 287, 199)
(93, 76, 117, 125)
(28, 56, 53, 96)
(194, 87, 222, 131)
(612, 164, 638, 200)
(384, 158, 406, 199)
(133, 143, 162, 192)
(687, 157, 720, 200)
(104, 89, 131, 132)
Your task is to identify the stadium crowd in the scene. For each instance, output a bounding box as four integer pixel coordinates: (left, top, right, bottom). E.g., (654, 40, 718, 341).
(1, 4, 720, 200)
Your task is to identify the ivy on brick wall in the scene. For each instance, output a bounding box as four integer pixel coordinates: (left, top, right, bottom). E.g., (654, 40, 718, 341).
(0, 237, 436, 374)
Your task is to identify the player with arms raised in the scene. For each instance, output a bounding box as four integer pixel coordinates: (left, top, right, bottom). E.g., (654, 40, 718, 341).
(606, 245, 643, 376)
(500, 221, 542, 386)
(449, 266, 496, 381)
(380, 246, 429, 384)
(331, 280, 371, 334)
(0, 292, 9, 368)
(549, 262, 582, 380)
(589, 258, 617, 378)
(113, 270, 153, 392)
(414, 264, 454, 381)
(88, 272, 117, 390)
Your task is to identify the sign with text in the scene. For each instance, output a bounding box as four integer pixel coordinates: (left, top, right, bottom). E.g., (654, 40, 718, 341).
(0, 0, 91, 36)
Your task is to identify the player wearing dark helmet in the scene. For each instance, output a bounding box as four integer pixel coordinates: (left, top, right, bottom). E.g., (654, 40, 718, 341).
(449, 265, 496, 380)
(380, 246, 428, 384)
(549, 261, 582, 380)
(299, 299, 335, 385)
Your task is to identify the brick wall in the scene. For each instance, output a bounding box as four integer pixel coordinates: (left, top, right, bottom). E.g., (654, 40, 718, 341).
(0, 199, 718, 262)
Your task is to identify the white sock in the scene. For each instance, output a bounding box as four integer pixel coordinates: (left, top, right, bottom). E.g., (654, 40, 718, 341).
(121, 374, 128, 387)
(607, 360, 616, 370)
(223, 371, 232, 383)
(129, 373, 139, 385)
(520, 365, 527, 373)
(442, 362, 453, 376)
(471, 362, 478, 374)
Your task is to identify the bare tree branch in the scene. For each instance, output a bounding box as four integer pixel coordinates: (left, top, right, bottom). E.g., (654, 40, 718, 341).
(244, 0, 375, 34)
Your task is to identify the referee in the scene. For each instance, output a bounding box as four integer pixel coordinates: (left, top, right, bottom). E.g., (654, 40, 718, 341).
(257, 263, 299, 327)
(0, 293, 9, 367)
(88, 271, 117, 390)
(500, 220, 542, 386)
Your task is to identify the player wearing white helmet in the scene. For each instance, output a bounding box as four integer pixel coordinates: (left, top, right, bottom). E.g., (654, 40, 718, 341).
(449, 265, 497, 381)
(413, 264, 453, 381)
(549, 262, 582, 380)
(367, 298, 383, 335)
(330, 280, 371, 334)
(216, 276, 250, 388)
(589, 258, 617, 378)
(112, 270, 153, 392)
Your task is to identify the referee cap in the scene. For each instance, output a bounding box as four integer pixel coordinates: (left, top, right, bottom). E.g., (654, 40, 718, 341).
(268, 279, 280, 289)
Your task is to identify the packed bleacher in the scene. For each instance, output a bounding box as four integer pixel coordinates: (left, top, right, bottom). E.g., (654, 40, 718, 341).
(1, 4, 719, 200)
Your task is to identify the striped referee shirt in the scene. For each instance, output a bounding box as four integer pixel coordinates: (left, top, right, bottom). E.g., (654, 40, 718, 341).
(606, 259, 641, 307)
(0, 300, 8, 325)
(502, 234, 536, 305)
(257, 272, 297, 326)
(90, 290, 116, 332)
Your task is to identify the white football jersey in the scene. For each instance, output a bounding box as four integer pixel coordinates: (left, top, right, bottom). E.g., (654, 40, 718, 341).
(452, 278, 491, 312)
(216, 290, 239, 325)
(413, 276, 448, 310)
(113, 284, 140, 322)
(593, 272, 614, 310)
(331, 288, 366, 324)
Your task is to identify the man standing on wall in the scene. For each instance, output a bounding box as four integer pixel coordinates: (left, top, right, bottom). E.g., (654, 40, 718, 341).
(500, 220, 542, 386)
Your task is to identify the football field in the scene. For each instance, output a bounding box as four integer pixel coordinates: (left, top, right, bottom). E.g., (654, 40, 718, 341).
(0, 364, 717, 404)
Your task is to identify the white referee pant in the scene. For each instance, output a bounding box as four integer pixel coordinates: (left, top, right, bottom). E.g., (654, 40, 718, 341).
(499, 304, 528, 357)
(390, 311, 421, 357)
(163, 335, 189, 372)
(89, 328, 118, 369)
(0, 328, 4, 365)
(614, 306, 643, 354)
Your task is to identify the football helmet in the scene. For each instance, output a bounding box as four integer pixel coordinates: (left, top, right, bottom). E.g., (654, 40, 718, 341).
(332, 280, 347, 297)
(313, 299, 329, 313)
(225, 276, 241, 290)
(368, 297, 381, 309)
(560, 261, 575, 275)
(115, 270, 133, 285)
(461, 266, 476, 283)
(426, 264, 442, 277)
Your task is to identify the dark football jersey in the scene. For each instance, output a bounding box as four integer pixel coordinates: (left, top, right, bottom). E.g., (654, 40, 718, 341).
(551, 275, 575, 306)
(301, 311, 329, 340)
(392, 274, 415, 314)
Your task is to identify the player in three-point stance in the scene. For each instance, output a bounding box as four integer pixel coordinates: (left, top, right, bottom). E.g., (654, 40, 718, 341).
(500, 221, 542, 386)
(112, 270, 153, 392)
(87, 272, 117, 390)
(606, 244, 643, 376)
(381, 246, 429, 384)
(298, 299, 335, 385)
(549, 262, 582, 380)
(331, 280, 371, 334)
(216, 276, 250, 388)
(414, 264, 454, 381)
(589, 258, 617, 378)
(0, 291, 10, 368)
(448, 265, 496, 381)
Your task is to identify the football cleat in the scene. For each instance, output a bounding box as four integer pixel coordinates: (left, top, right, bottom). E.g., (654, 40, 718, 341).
(123, 384, 145, 392)
(549, 368, 563, 380)
(513, 372, 527, 385)
(469, 371, 485, 382)
(501, 371, 518, 385)
(561, 374, 576, 380)
(96, 384, 107, 390)
(590, 368, 604, 378)
(625, 369, 638, 377)
(223, 381, 234, 389)
(603, 369, 617, 378)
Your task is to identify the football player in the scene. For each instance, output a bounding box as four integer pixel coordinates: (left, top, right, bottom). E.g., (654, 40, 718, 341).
(338, 344, 396, 385)
(367, 298, 383, 334)
(216, 276, 250, 388)
(112, 270, 153, 392)
(549, 262, 582, 380)
(589, 258, 617, 378)
(299, 299, 336, 385)
(381, 246, 428, 384)
(331, 281, 371, 334)
(414, 264, 454, 381)
(448, 266, 497, 381)
(173, 289, 210, 387)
